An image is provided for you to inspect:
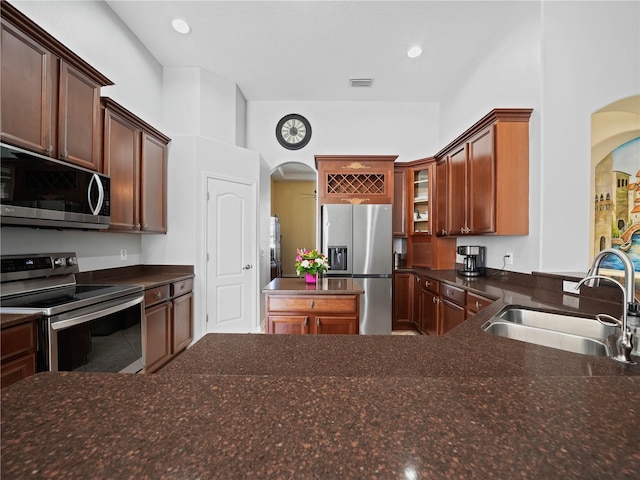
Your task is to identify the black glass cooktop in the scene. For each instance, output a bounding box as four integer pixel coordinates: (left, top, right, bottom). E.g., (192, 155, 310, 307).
(1, 284, 142, 316)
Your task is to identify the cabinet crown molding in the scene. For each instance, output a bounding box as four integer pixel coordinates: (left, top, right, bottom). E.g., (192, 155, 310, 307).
(435, 108, 532, 159)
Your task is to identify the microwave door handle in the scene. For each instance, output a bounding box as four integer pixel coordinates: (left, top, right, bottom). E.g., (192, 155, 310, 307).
(88, 174, 104, 215)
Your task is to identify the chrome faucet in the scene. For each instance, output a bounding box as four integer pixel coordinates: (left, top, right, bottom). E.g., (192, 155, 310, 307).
(576, 248, 637, 364)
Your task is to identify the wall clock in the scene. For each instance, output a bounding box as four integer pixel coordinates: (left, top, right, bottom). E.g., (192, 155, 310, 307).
(276, 114, 312, 150)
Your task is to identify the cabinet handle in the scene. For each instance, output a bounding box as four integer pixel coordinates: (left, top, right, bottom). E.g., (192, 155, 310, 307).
(61, 150, 68, 159)
(432, 297, 437, 303)
(304, 316, 308, 327)
(416, 278, 421, 284)
(45, 145, 53, 155)
(316, 318, 320, 327)
(475, 301, 481, 310)
(136, 223, 141, 230)
(425, 281, 430, 287)
(310, 300, 314, 308)
(155, 292, 162, 299)
(180, 284, 185, 291)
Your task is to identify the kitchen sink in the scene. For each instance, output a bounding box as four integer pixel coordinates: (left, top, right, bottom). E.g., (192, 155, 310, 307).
(481, 306, 617, 357)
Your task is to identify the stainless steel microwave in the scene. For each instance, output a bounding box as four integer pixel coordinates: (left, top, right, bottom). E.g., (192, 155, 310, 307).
(0, 143, 110, 230)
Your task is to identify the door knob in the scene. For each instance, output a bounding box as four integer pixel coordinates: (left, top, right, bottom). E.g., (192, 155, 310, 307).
(243, 264, 252, 270)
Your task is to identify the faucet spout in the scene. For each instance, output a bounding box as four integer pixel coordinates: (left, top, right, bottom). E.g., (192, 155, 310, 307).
(588, 248, 636, 305)
(579, 248, 637, 364)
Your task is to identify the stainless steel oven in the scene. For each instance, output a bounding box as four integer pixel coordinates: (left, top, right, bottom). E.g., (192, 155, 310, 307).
(0, 253, 144, 373)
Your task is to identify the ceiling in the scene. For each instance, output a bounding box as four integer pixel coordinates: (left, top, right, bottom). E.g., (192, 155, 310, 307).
(105, 0, 525, 103)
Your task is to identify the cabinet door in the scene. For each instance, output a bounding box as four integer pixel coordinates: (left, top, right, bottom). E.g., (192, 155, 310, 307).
(140, 132, 168, 233)
(392, 273, 412, 329)
(393, 168, 407, 236)
(144, 302, 172, 373)
(419, 288, 439, 335)
(58, 61, 101, 171)
(412, 275, 422, 327)
(435, 159, 448, 236)
(103, 108, 141, 231)
(0, 19, 55, 155)
(440, 299, 465, 335)
(172, 292, 193, 353)
(468, 126, 495, 234)
(314, 316, 358, 335)
(268, 315, 310, 334)
(1, 354, 36, 388)
(447, 144, 468, 236)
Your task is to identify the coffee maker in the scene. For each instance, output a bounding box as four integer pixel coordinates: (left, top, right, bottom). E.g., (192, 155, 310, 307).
(457, 245, 486, 277)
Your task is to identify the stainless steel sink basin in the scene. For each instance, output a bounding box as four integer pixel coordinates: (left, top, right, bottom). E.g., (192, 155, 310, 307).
(481, 306, 617, 357)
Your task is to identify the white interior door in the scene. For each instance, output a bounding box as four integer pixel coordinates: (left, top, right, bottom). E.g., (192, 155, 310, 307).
(205, 176, 255, 333)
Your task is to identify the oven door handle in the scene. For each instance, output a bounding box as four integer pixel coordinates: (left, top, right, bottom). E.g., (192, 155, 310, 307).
(50, 294, 143, 331)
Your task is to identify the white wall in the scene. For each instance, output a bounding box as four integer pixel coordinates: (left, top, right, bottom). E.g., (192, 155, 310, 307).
(247, 101, 440, 173)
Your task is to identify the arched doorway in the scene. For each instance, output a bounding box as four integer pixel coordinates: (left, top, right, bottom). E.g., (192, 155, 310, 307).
(270, 162, 317, 278)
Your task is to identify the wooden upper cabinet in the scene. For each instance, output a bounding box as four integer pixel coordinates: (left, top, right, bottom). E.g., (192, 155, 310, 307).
(435, 108, 532, 236)
(102, 97, 170, 233)
(392, 167, 407, 236)
(141, 132, 168, 233)
(103, 105, 140, 231)
(0, 18, 55, 155)
(58, 61, 102, 170)
(315, 155, 396, 205)
(0, 2, 112, 170)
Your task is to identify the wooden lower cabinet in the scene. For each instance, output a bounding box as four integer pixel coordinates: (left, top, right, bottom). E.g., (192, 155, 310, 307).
(266, 294, 359, 335)
(440, 298, 465, 335)
(392, 273, 413, 330)
(466, 292, 494, 318)
(144, 302, 172, 373)
(143, 278, 194, 373)
(1, 319, 38, 388)
(418, 278, 439, 335)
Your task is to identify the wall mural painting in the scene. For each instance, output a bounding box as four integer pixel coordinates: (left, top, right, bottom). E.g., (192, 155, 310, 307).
(594, 136, 640, 270)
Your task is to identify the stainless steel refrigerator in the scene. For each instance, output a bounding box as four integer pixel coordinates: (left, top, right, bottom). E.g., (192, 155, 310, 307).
(321, 204, 392, 334)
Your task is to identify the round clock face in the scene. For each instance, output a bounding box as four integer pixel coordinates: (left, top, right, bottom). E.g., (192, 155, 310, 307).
(276, 114, 312, 150)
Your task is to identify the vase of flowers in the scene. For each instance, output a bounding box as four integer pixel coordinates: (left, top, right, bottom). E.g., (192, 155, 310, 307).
(295, 248, 329, 284)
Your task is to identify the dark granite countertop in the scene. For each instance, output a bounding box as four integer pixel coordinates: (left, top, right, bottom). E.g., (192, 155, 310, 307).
(75, 264, 194, 290)
(3, 268, 640, 478)
(2, 372, 639, 479)
(263, 276, 364, 294)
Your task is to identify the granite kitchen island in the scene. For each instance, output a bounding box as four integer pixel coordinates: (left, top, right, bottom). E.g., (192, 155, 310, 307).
(262, 277, 364, 334)
(2, 272, 640, 479)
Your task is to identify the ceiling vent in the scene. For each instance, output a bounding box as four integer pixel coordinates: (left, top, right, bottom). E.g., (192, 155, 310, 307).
(349, 78, 374, 88)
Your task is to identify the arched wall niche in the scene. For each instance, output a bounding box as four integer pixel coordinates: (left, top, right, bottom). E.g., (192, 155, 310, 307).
(590, 95, 640, 270)
(269, 162, 317, 277)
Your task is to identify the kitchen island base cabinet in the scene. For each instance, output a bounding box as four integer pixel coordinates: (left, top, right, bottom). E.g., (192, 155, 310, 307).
(263, 278, 364, 335)
(266, 295, 359, 335)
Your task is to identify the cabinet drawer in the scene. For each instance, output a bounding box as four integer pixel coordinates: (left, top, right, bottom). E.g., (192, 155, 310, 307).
(267, 295, 358, 314)
(1, 321, 37, 363)
(440, 284, 465, 307)
(421, 277, 439, 295)
(171, 278, 193, 297)
(144, 284, 170, 307)
(466, 292, 494, 313)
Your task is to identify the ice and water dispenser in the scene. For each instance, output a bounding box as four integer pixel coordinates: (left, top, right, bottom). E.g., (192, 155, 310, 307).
(327, 246, 348, 274)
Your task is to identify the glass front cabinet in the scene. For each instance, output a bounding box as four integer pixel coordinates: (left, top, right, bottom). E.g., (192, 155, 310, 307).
(410, 162, 433, 235)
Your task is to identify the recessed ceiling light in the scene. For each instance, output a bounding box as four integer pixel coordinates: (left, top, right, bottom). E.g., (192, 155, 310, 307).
(407, 46, 422, 58)
(171, 18, 191, 34)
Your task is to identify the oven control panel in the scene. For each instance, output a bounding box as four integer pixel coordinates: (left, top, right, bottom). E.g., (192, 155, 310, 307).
(1, 252, 79, 282)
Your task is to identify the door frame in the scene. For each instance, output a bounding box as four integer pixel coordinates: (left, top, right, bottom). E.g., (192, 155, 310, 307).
(201, 172, 259, 334)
